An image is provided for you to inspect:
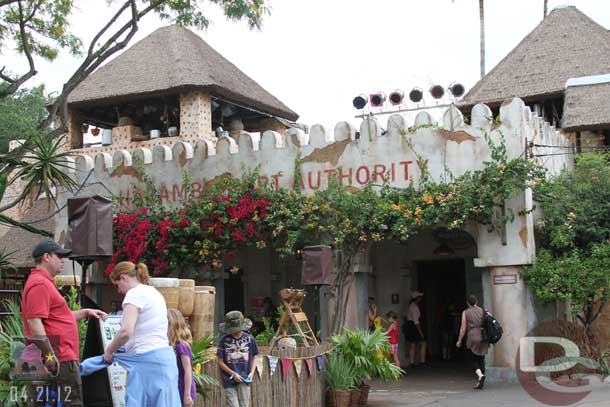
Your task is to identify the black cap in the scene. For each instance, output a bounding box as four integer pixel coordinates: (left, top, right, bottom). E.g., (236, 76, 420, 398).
(32, 240, 72, 259)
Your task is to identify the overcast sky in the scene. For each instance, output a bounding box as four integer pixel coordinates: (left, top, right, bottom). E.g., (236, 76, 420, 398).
(3, 0, 610, 130)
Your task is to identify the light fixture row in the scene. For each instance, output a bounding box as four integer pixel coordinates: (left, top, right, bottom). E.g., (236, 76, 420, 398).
(352, 83, 465, 110)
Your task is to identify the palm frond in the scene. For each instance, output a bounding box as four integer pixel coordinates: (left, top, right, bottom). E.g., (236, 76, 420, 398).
(7, 135, 77, 207)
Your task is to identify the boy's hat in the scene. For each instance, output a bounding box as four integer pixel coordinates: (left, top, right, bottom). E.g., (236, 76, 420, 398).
(219, 310, 252, 334)
(411, 290, 424, 299)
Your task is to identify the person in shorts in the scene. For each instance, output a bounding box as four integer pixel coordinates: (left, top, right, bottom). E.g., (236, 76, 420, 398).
(404, 291, 428, 368)
(217, 311, 259, 407)
(22, 240, 107, 406)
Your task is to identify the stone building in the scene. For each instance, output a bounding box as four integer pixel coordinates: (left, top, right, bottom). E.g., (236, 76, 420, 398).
(2, 21, 578, 383)
(460, 6, 610, 151)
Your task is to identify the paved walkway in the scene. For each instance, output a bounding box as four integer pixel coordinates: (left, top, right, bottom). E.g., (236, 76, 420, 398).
(366, 361, 610, 406)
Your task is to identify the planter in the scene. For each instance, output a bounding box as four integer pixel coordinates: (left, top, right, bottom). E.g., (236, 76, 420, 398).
(327, 389, 351, 407)
(349, 388, 361, 406)
(358, 384, 370, 405)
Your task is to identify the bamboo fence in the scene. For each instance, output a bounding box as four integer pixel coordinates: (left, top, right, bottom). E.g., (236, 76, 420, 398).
(196, 343, 332, 407)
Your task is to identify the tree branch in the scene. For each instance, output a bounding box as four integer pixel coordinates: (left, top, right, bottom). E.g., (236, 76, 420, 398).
(0, 0, 37, 98)
(0, 0, 19, 7)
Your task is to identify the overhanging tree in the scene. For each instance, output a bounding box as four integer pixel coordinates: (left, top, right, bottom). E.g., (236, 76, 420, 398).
(0, 0, 271, 234)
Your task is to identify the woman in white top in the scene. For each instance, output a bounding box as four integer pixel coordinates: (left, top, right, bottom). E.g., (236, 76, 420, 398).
(103, 261, 180, 406)
(404, 291, 428, 368)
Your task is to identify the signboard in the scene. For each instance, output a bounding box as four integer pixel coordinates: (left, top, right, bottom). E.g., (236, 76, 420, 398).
(99, 315, 127, 407)
(493, 274, 518, 285)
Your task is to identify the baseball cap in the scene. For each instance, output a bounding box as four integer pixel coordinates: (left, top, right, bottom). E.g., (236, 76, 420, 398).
(32, 240, 72, 259)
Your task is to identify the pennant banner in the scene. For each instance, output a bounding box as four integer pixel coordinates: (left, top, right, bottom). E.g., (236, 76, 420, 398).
(294, 359, 303, 377)
(316, 355, 325, 372)
(281, 358, 292, 382)
(256, 355, 265, 378)
(305, 358, 314, 376)
(268, 356, 279, 376)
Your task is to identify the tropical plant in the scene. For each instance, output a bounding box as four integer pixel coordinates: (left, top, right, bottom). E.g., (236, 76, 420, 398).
(0, 247, 16, 280)
(324, 352, 358, 390)
(191, 334, 219, 399)
(0, 300, 27, 406)
(254, 317, 275, 346)
(61, 284, 87, 359)
(331, 329, 403, 385)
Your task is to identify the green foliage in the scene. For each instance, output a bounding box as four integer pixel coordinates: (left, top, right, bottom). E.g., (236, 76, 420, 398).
(525, 243, 610, 328)
(63, 285, 87, 360)
(191, 334, 220, 399)
(534, 153, 610, 255)
(0, 300, 26, 406)
(324, 352, 358, 390)
(331, 329, 403, 384)
(0, 86, 48, 154)
(254, 317, 275, 346)
(0, 0, 82, 61)
(525, 153, 610, 330)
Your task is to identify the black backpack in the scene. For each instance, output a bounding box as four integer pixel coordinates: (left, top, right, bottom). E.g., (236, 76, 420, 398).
(481, 309, 503, 344)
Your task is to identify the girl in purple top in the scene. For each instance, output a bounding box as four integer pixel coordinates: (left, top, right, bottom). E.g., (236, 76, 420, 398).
(168, 308, 196, 407)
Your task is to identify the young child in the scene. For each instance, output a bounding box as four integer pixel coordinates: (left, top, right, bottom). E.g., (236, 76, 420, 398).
(386, 311, 400, 366)
(217, 310, 259, 407)
(167, 308, 196, 407)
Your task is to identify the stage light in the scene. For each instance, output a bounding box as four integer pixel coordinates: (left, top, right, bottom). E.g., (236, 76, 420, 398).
(352, 94, 368, 110)
(409, 87, 424, 103)
(449, 82, 465, 98)
(389, 90, 404, 105)
(430, 85, 445, 99)
(370, 92, 386, 107)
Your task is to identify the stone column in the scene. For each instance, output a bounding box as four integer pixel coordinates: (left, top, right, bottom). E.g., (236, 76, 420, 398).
(489, 266, 529, 371)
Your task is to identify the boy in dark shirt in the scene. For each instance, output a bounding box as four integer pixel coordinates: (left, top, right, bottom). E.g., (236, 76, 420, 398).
(217, 311, 259, 407)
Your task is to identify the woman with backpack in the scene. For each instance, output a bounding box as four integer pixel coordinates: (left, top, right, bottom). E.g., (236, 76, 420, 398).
(456, 294, 489, 390)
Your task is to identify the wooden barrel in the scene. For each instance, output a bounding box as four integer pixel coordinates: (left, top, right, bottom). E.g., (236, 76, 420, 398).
(191, 286, 215, 339)
(178, 279, 195, 317)
(149, 277, 180, 309)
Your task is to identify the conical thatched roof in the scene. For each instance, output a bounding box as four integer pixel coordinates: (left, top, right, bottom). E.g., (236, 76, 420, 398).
(68, 25, 298, 121)
(461, 6, 610, 107)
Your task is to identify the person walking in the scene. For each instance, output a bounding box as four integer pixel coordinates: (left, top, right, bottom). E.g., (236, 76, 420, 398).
(456, 294, 489, 390)
(21, 240, 107, 406)
(168, 308, 196, 407)
(102, 261, 181, 406)
(404, 291, 428, 368)
(217, 311, 259, 407)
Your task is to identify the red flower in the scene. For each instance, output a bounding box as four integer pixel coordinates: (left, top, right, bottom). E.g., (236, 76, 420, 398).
(139, 207, 149, 215)
(179, 218, 190, 228)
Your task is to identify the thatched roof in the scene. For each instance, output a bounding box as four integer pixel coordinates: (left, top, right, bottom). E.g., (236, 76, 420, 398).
(461, 6, 610, 108)
(68, 25, 298, 121)
(563, 79, 610, 131)
(0, 200, 55, 269)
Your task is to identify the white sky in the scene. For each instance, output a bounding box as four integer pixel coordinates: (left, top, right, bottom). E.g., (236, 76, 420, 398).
(3, 0, 610, 130)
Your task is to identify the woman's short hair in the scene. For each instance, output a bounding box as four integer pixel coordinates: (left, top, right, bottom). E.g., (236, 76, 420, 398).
(109, 261, 149, 284)
(467, 294, 478, 306)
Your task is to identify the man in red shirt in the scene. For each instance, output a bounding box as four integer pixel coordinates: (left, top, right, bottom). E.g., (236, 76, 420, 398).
(22, 240, 107, 406)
